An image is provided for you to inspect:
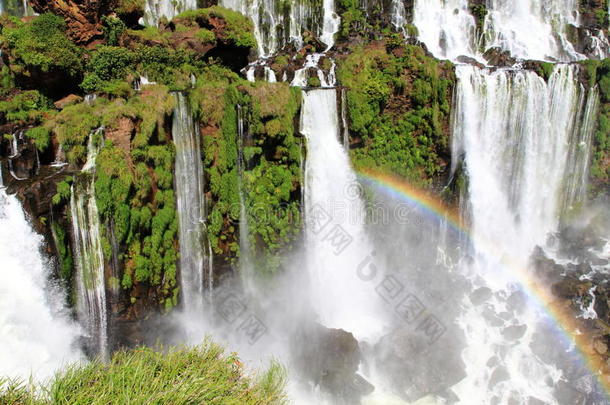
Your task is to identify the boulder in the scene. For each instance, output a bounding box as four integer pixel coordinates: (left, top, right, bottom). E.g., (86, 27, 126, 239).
(54, 94, 83, 110)
(292, 323, 373, 403)
(374, 327, 466, 402)
(482, 47, 517, 67)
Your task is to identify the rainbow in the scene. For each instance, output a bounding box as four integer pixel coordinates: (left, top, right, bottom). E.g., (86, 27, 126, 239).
(357, 168, 610, 398)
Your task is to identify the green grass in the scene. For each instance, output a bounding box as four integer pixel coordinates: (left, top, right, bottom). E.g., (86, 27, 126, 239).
(0, 342, 287, 405)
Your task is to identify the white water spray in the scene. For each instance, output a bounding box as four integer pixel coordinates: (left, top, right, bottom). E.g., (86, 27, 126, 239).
(451, 64, 598, 404)
(301, 88, 386, 341)
(0, 172, 81, 380)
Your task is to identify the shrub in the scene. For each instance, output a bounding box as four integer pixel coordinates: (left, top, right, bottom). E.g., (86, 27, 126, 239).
(102, 16, 127, 46)
(0, 90, 51, 124)
(1, 13, 83, 77)
(25, 126, 51, 151)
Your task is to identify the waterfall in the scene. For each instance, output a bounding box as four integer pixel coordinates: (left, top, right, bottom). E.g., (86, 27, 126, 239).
(0, 171, 80, 380)
(236, 105, 253, 288)
(451, 64, 598, 403)
(301, 89, 386, 340)
(564, 86, 599, 210)
(390, 0, 407, 35)
(413, 0, 479, 61)
(483, 0, 582, 62)
(172, 93, 210, 312)
(412, 0, 609, 62)
(70, 129, 108, 358)
(220, 0, 340, 57)
(319, 0, 340, 51)
(143, 0, 197, 26)
(291, 54, 336, 87)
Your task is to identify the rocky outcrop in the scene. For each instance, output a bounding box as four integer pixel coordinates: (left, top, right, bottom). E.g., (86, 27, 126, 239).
(531, 214, 610, 389)
(29, 0, 117, 44)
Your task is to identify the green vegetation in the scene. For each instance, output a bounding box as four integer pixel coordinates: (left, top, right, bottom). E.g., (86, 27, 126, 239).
(46, 86, 180, 310)
(175, 6, 257, 48)
(469, 2, 487, 34)
(101, 16, 127, 46)
(0, 90, 51, 124)
(336, 0, 368, 39)
(116, 0, 145, 18)
(190, 67, 303, 273)
(0, 342, 287, 405)
(25, 126, 51, 151)
(50, 218, 75, 304)
(337, 36, 455, 187)
(240, 83, 302, 275)
(535, 61, 555, 81)
(80, 46, 135, 94)
(580, 59, 610, 196)
(0, 14, 84, 92)
(190, 67, 242, 262)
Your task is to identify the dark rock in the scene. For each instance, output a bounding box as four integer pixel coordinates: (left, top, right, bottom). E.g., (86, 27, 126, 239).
(470, 287, 492, 305)
(501, 324, 527, 341)
(488, 365, 509, 388)
(483, 47, 517, 67)
(507, 290, 527, 314)
(552, 278, 591, 298)
(292, 323, 372, 404)
(554, 380, 587, 404)
(455, 55, 485, 68)
(374, 327, 466, 402)
(30, 0, 116, 44)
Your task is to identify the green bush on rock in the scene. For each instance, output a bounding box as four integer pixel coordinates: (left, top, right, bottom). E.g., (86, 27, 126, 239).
(175, 6, 257, 48)
(337, 37, 455, 187)
(0, 13, 84, 95)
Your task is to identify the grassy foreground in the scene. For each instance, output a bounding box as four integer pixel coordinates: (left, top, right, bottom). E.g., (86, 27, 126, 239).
(0, 341, 287, 405)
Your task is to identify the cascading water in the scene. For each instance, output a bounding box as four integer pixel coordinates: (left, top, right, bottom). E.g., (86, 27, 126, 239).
(300, 88, 386, 340)
(70, 129, 108, 358)
(220, 0, 340, 57)
(390, 0, 407, 35)
(0, 170, 80, 380)
(413, 0, 479, 61)
(172, 93, 210, 312)
(412, 0, 608, 62)
(291, 54, 336, 87)
(564, 87, 599, 210)
(483, 0, 582, 62)
(236, 105, 254, 290)
(143, 0, 197, 27)
(451, 64, 600, 403)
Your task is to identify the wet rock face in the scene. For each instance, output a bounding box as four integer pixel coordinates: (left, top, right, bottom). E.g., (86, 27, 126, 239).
(530, 212, 610, 390)
(374, 327, 466, 402)
(292, 323, 373, 404)
(29, 0, 117, 44)
(482, 47, 517, 67)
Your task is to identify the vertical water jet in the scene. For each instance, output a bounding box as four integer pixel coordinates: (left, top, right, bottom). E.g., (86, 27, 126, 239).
(70, 128, 108, 358)
(172, 93, 210, 312)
